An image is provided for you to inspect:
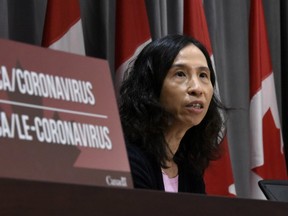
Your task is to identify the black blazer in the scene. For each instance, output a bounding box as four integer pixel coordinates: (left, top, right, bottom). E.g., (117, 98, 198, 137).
(126, 144, 206, 194)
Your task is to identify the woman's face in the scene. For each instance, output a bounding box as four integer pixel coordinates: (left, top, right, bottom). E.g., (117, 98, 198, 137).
(160, 44, 213, 129)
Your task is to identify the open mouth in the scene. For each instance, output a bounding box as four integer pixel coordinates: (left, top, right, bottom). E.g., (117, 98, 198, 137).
(186, 102, 204, 109)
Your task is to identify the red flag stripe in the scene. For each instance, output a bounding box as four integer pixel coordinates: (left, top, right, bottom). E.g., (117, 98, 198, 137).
(249, 0, 272, 98)
(115, 0, 151, 70)
(42, 0, 82, 47)
(183, 0, 212, 55)
(114, 0, 151, 97)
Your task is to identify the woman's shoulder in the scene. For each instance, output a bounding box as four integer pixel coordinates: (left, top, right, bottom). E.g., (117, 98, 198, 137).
(126, 144, 153, 168)
(125, 144, 162, 190)
(177, 159, 206, 194)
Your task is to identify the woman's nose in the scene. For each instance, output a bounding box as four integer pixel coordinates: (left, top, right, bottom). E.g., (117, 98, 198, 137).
(187, 77, 203, 96)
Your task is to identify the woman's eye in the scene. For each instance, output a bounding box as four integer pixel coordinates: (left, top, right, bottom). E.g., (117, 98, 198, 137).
(200, 72, 209, 79)
(175, 71, 186, 77)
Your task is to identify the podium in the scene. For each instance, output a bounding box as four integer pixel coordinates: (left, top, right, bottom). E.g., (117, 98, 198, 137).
(1, 178, 288, 216)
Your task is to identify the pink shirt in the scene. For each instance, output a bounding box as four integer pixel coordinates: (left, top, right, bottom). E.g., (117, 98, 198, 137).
(162, 172, 179, 193)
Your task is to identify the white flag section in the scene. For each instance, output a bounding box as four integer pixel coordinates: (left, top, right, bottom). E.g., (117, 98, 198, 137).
(42, 0, 85, 55)
(183, 0, 236, 196)
(114, 0, 151, 95)
(249, 0, 287, 199)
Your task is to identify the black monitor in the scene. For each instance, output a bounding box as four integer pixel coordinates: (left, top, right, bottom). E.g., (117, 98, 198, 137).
(258, 180, 288, 202)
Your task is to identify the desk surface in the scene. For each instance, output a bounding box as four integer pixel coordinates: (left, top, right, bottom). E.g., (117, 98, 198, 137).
(0, 178, 287, 216)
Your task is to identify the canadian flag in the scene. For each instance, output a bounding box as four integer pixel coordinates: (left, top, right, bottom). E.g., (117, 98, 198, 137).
(249, 0, 287, 199)
(183, 0, 236, 196)
(114, 0, 151, 95)
(42, 0, 85, 55)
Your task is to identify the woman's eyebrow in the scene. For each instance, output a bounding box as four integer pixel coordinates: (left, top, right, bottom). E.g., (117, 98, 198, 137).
(197, 66, 210, 72)
(170, 63, 186, 68)
(171, 64, 210, 72)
